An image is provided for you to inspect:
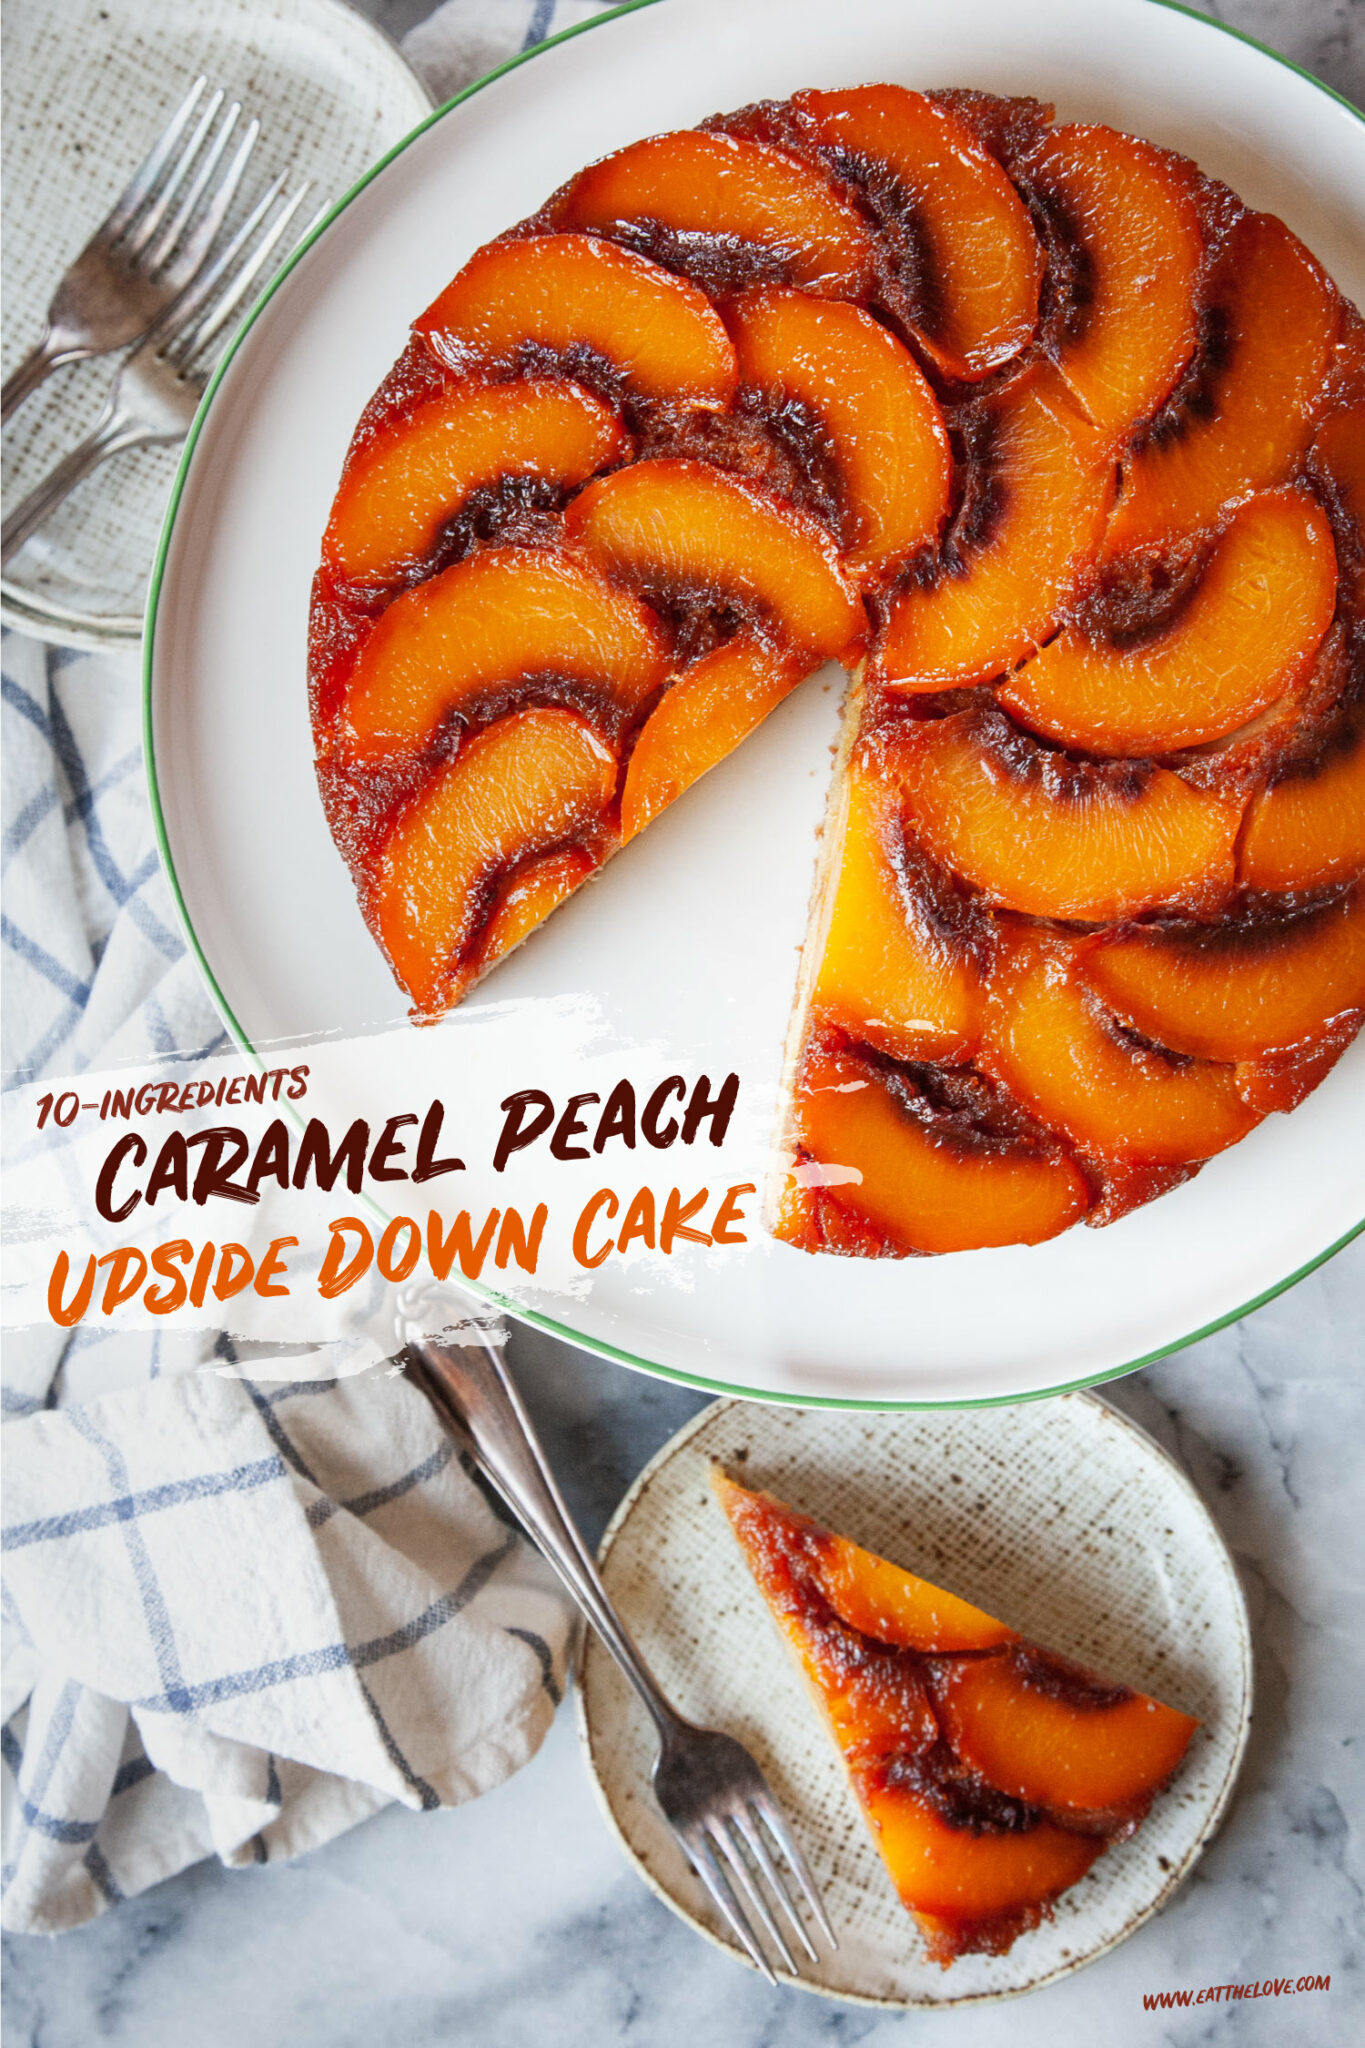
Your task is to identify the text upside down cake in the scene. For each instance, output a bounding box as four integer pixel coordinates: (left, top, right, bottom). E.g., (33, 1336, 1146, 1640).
(308, 85, 1365, 1257)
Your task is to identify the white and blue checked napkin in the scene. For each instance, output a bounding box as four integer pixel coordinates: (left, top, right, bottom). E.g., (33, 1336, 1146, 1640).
(1, 1363, 572, 1935)
(1, 0, 628, 1935)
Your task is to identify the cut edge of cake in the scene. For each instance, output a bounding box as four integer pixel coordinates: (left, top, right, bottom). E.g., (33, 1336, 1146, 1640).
(711, 1465, 1200, 1967)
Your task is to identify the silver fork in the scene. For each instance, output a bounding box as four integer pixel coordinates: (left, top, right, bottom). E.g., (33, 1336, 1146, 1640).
(403, 1318, 838, 1984)
(2, 77, 260, 423)
(2, 180, 316, 567)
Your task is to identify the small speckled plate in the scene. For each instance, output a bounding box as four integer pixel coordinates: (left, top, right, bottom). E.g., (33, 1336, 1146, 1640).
(1, 0, 431, 650)
(576, 1392, 1253, 2007)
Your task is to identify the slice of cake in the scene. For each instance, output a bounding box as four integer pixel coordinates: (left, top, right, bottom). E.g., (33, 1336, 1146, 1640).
(712, 1469, 1198, 1965)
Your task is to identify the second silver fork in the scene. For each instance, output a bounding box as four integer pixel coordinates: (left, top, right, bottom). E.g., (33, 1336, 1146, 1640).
(1, 77, 258, 423)
(2, 180, 315, 567)
(403, 1314, 838, 1984)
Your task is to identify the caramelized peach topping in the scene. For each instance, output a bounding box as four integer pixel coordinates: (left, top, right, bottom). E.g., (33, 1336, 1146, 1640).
(469, 847, 598, 983)
(344, 547, 668, 758)
(1314, 399, 1365, 606)
(981, 932, 1256, 1166)
(936, 1648, 1199, 1816)
(550, 128, 877, 297)
(1001, 490, 1338, 756)
(376, 708, 616, 1014)
(619, 635, 808, 843)
(809, 755, 985, 1065)
(880, 373, 1114, 691)
(564, 456, 866, 661)
(1023, 124, 1204, 448)
(885, 709, 1242, 924)
(1087, 885, 1365, 1062)
(725, 288, 950, 572)
(1105, 212, 1340, 553)
(713, 1473, 1198, 1964)
(873, 1788, 1107, 1956)
(416, 233, 739, 406)
(321, 379, 628, 587)
(1240, 689, 1365, 893)
(790, 1043, 1089, 1256)
(792, 84, 1044, 379)
(814, 1533, 1016, 1655)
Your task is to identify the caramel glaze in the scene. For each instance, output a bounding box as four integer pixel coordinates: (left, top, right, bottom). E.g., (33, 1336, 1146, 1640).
(722, 1480, 1155, 1958)
(1247, 631, 1365, 790)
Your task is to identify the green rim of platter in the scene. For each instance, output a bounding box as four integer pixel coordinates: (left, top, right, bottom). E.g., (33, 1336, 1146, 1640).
(142, 0, 1365, 1409)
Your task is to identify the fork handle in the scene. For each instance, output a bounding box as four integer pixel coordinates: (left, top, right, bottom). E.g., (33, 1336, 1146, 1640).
(1, 331, 89, 423)
(1, 406, 153, 567)
(403, 1323, 683, 1743)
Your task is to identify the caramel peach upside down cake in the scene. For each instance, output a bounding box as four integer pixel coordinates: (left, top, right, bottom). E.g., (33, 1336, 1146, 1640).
(309, 86, 1365, 1257)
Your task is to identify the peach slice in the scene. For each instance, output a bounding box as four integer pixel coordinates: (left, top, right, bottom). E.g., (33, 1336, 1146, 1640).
(1105, 212, 1340, 552)
(1024, 125, 1204, 446)
(376, 708, 616, 1015)
(549, 128, 876, 297)
(726, 287, 950, 572)
(815, 1536, 1017, 1657)
(470, 846, 598, 979)
(880, 374, 1114, 690)
(1000, 490, 1338, 755)
(793, 1045, 1090, 1256)
(415, 233, 737, 405)
(1314, 400, 1365, 606)
(344, 547, 668, 757)
(866, 1782, 1106, 1942)
(1087, 885, 1365, 1061)
(711, 1474, 1004, 1748)
(1234, 1012, 1363, 1115)
(982, 934, 1256, 1165)
(321, 379, 628, 587)
(619, 635, 808, 843)
(1240, 694, 1365, 893)
(888, 710, 1242, 923)
(564, 457, 866, 659)
(810, 757, 985, 1064)
(937, 1650, 1199, 1816)
(793, 84, 1043, 380)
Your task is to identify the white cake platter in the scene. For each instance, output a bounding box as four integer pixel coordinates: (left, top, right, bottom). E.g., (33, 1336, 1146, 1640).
(145, 0, 1365, 1406)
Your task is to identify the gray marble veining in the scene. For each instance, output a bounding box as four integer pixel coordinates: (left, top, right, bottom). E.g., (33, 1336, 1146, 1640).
(5, 1242, 1361, 2048)
(4, 1, 1363, 2042)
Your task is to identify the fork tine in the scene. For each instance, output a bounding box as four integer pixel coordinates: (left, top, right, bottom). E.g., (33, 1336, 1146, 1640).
(751, 1794, 839, 1948)
(101, 76, 207, 242)
(177, 183, 314, 373)
(158, 116, 259, 288)
(125, 88, 225, 255)
(684, 1830, 776, 1983)
(144, 102, 242, 274)
(155, 172, 287, 359)
(710, 1819, 798, 1974)
(731, 1805, 819, 1962)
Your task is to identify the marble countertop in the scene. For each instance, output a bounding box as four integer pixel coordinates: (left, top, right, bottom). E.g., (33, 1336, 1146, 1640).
(5, 1242, 1363, 2046)
(4, 1, 1363, 2043)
